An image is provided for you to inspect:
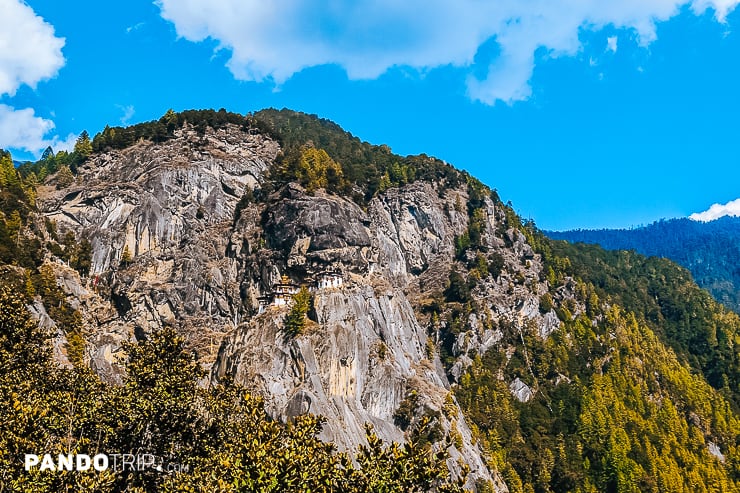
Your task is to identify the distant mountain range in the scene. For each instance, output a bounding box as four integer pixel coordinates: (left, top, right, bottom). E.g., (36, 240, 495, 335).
(548, 216, 740, 312)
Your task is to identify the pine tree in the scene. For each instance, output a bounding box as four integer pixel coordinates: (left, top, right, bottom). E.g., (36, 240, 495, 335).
(24, 270, 35, 300)
(73, 130, 92, 158)
(120, 245, 132, 266)
(284, 286, 312, 336)
(55, 165, 74, 189)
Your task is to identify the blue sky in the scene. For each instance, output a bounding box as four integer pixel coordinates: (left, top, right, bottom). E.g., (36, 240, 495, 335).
(2, 0, 740, 230)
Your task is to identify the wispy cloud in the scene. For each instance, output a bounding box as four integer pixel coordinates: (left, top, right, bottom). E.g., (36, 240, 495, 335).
(126, 22, 145, 34)
(607, 36, 618, 53)
(155, 0, 739, 105)
(52, 132, 78, 154)
(118, 104, 135, 125)
(690, 198, 740, 221)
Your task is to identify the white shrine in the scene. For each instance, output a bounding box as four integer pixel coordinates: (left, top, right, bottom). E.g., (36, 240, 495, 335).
(257, 271, 343, 314)
(316, 270, 343, 290)
(258, 275, 300, 314)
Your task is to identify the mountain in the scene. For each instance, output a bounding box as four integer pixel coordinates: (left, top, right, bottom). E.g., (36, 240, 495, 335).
(0, 110, 739, 492)
(547, 217, 740, 312)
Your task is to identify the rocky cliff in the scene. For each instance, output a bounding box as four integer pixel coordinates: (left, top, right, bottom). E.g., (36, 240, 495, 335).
(33, 119, 571, 492)
(37, 124, 277, 379)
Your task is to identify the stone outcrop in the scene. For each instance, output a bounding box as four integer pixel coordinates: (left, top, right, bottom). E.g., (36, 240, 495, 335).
(33, 122, 578, 492)
(37, 124, 278, 374)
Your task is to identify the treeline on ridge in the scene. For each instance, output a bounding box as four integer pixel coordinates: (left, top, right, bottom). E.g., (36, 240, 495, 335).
(548, 218, 740, 313)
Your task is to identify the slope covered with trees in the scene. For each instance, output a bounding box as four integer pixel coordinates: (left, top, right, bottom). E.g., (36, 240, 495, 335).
(255, 108, 465, 203)
(548, 217, 740, 312)
(423, 191, 740, 492)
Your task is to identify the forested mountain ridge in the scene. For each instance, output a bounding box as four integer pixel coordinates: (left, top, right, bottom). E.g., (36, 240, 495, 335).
(0, 109, 738, 492)
(548, 217, 740, 312)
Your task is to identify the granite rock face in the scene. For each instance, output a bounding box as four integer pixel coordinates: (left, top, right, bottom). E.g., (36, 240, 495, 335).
(37, 124, 278, 375)
(33, 122, 578, 492)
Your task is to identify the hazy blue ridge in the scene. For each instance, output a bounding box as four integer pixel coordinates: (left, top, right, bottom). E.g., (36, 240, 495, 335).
(547, 216, 740, 312)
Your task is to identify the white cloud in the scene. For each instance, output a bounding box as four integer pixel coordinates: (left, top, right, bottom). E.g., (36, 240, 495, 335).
(0, 0, 65, 96)
(0, 1, 69, 156)
(0, 104, 53, 154)
(52, 132, 78, 154)
(689, 198, 740, 221)
(607, 36, 619, 53)
(156, 0, 739, 104)
(0, 104, 76, 157)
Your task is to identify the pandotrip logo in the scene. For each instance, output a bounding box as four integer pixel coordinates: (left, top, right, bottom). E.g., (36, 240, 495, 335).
(24, 453, 189, 473)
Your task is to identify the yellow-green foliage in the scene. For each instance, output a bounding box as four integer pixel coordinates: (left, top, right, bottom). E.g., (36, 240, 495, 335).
(455, 303, 740, 493)
(442, 392, 457, 420)
(0, 151, 20, 189)
(120, 245, 132, 266)
(284, 286, 312, 336)
(55, 165, 74, 189)
(296, 147, 344, 193)
(256, 109, 464, 204)
(576, 307, 740, 493)
(0, 289, 465, 492)
(73, 131, 92, 159)
(64, 315, 86, 368)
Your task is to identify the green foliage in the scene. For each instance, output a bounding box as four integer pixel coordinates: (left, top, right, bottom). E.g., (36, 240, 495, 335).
(3, 112, 740, 493)
(549, 217, 740, 313)
(576, 308, 740, 492)
(0, 286, 52, 375)
(543, 238, 740, 406)
(73, 130, 93, 159)
(91, 108, 271, 153)
(70, 238, 92, 277)
(65, 326, 86, 367)
(455, 305, 740, 493)
(0, 150, 21, 190)
(284, 286, 312, 337)
(0, 294, 465, 492)
(285, 146, 348, 194)
(488, 252, 505, 279)
(472, 253, 489, 278)
(394, 391, 420, 430)
(51, 230, 93, 277)
(444, 270, 471, 303)
(120, 245, 132, 266)
(16, 139, 91, 183)
(341, 418, 466, 493)
(255, 109, 462, 203)
(454, 232, 470, 259)
(468, 208, 487, 249)
(436, 210, 740, 492)
(539, 293, 554, 313)
(442, 393, 458, 420)
(0, 151, 44, 268)
(454, 206, 489, 261)
(30, 263, 87, 366)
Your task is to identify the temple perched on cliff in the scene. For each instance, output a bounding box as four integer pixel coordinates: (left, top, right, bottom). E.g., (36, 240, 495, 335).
(258, 271, 343, 314)
(314, 270, 343, 290)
